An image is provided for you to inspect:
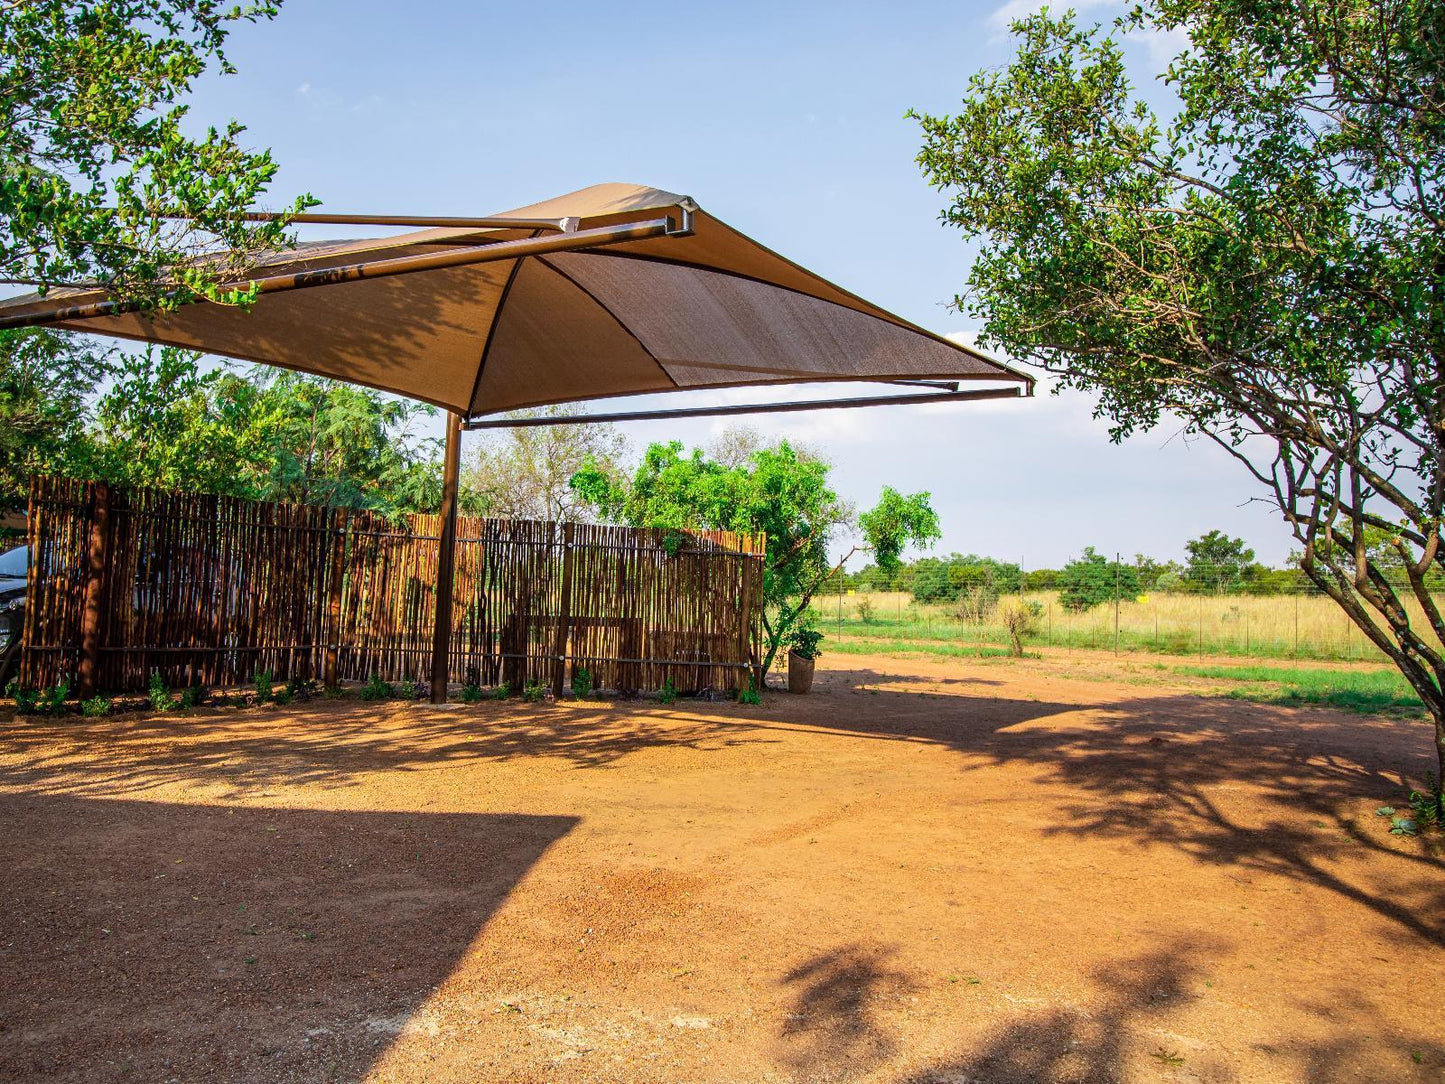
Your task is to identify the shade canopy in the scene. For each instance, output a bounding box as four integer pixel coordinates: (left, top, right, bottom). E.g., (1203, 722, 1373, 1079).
(0, 183, 1030, 420)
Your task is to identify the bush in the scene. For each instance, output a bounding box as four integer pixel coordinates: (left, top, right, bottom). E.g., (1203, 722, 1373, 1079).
(855, 597, 876, 624)
(1058, 547, 1140, 612)
(460, 682, 483, 703)
(148, 671, 178, 713)
(657, 678, 677, 705)
(738, 679, 761, 705)
(491, 682, 511, 701)
(360, 674, 393, 701)
(253, 669, 274, 705)
(397, 678, 418, 701)
(571, 667, 594, 699)
(788, 625, 823, 661)
(272, 686, 293, 706)
(521, 680, 548, 703)
(81, 695, 111, 717)
(999, 600, 1043, 656)
(8, 679, 70, 717)
(951, 585, 999, 625)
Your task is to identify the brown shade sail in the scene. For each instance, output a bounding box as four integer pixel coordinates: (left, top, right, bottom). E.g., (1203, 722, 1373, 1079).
(0, 183, 1029, 420)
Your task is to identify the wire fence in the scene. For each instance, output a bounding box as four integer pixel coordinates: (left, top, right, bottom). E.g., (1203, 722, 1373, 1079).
(824, 570, 1445, 664)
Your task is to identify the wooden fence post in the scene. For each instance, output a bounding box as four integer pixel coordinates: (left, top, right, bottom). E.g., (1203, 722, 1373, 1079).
(552, 522, 575, 698)
(74, 482, 113, 698)
(324, 507, 347, 690)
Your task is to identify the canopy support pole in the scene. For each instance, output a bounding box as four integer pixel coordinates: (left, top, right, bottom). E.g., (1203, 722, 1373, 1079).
(463, 385, 1027, 429)
(430, 412, 462, 704)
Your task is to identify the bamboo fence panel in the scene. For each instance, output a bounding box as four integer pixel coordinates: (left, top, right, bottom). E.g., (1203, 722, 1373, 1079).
(20, 477, 764, 695)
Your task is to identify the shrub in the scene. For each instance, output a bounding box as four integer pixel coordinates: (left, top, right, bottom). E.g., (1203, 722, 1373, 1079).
(855, 597, 876, 624)
(81, 695, 111, 717)
(1058, 547, 1140, 612)
(657, 678, 677, 705)
(521, 681, 547, 703)
(360, 674, 393, 701)
(571, 667, 594, 699)
(460, 682, 483, 703)
(491, 682, 511, 701)
(738, 679, 761, 705)
(284, 677, 316, 702)
(951, 585, 999, 625)
(788, 624, 823, 661)
(148, 671, 178, 713)
(272, 686, 293, 706)
(253, 669, 274, 705)
(9, 679, 71, 717)
(999, 599, 1043, 657)
(397, 678, 418, 701)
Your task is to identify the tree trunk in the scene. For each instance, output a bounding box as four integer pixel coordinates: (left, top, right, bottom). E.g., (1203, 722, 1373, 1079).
(1435, 711, 1445, 821)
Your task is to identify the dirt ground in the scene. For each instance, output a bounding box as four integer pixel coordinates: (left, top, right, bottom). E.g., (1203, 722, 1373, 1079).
(1, 651, 1442, 1084)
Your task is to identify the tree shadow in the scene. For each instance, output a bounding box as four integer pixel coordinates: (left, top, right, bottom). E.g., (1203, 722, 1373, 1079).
(4, 662, 1441, 952)
(971, 692, 1445, 947)
(895, 940, 1445, 1083)
(0, 792, 576, 1083)
(776, 944, 916, 1077)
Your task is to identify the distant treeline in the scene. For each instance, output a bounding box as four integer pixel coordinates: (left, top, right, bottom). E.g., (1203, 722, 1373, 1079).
(836, 530, 1444, 613)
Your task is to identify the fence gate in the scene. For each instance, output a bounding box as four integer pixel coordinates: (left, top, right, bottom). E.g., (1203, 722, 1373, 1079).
(20, 477, 764, 696)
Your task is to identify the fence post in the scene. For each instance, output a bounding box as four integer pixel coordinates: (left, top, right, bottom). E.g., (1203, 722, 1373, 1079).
(1114, 552, 1121, 656)
(75, 482, 113, 699)
(552, 522, 576, 698)
(324, 508, 347, 690)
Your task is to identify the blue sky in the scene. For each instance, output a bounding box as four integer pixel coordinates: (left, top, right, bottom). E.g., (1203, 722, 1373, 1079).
(179, 0, 1296, 567)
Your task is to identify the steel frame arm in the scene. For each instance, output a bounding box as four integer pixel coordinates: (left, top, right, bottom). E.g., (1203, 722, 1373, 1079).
(464, 385, 1026, 429)
(0, 211, 693, 331)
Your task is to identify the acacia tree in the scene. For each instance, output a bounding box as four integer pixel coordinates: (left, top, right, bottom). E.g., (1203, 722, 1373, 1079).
(464, 405, 630, 523)
(572, 440, 939, 681)
(1185, 529, 1256, 594)
(912, 0, 1445, 811)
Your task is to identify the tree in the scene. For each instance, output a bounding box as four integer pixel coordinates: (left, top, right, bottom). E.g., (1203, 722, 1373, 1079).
(0, 329, 111, 511)
(465, 405, 629, 523)
(912, 0, 1445, 812)
(239, 369, 442, 515)
(1, 0, 310, 310)
(572, 440, 940, 680)
(1185, 530, 1256, 595)
(1058, 548, 1140, 613)
(86, 347, 263, 495)
(78, 352, 444, 516)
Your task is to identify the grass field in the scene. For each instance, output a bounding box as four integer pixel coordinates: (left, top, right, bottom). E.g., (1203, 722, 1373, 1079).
(1171, 663, 1425, 714)
(822, 589, 1445, 664)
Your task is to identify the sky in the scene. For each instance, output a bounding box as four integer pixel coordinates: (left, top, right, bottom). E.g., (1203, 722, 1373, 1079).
(171, 0, 1297, 568)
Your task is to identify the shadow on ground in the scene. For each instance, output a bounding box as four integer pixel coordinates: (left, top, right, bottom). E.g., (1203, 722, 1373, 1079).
(776, 943, 916, 1077)
(0, 793, 576, 1083)
(887, 940, 1445, 1084)
(2, 661, 1441, 947)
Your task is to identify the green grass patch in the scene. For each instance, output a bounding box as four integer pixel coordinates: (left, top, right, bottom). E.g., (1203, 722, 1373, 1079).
(1174, 664, 1425, 714)
(828, 636, 1016, 660)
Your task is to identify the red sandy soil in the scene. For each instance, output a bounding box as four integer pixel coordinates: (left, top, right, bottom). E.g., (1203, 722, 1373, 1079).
(0, 651, 1442, 1083)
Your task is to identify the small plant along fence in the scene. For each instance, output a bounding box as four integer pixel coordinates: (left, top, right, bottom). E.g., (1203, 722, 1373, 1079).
(20, 477, 764, 695)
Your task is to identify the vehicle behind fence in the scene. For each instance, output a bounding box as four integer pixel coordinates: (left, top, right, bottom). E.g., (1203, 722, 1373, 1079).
(20, 477, 764, 695)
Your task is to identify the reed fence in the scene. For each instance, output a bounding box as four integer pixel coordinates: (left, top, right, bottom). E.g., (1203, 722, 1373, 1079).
(20, 477, 764, 695)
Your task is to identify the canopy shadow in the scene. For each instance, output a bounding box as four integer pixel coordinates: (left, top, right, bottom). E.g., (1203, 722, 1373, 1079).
(0, 793, 577, 1083)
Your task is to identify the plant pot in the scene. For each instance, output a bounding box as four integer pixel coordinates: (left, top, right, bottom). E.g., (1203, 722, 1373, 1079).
(787, 650, 815, 694)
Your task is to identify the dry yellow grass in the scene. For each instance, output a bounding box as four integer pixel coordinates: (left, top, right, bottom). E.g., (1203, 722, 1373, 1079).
(825, 589, 1445, 661)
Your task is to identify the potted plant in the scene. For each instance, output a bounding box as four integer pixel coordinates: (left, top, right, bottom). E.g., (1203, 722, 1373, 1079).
(787, 625, 823, 694)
